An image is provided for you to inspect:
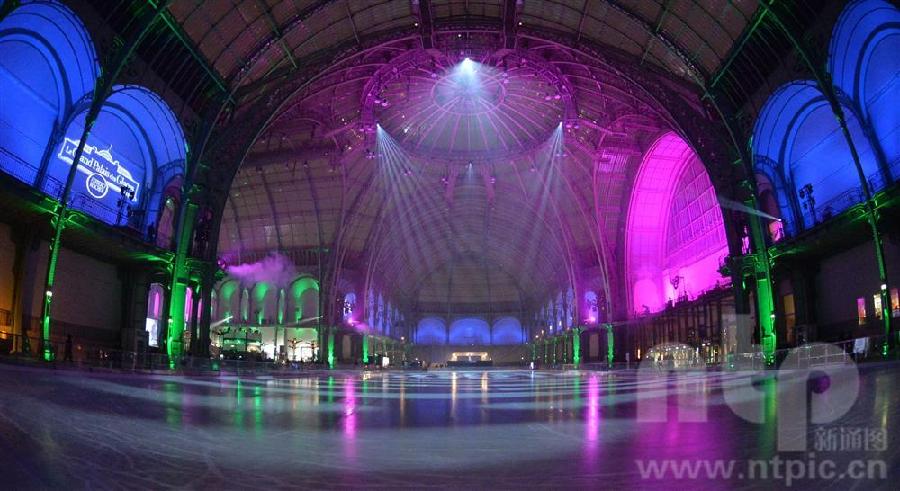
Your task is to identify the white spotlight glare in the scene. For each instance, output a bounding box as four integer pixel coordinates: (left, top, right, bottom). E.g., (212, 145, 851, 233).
(461, 57, 475, 74)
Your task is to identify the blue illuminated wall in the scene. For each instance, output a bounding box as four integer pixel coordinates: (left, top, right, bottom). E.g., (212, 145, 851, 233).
(829, 0, 900, 178)
(414, 316, 525, 345)
(0, 1, 186, 232)
(449, 318, 491, 345)
(753, 82, 881, 234)
(0, 0, 98, 184)
(491, 316, 524, 345)
(416, 316, 446, 345)
(753, 0, 900, 236)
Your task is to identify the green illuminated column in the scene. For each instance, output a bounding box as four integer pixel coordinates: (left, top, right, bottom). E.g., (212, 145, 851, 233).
(189, 284, 200, 354)
(40, 230, 61, 361)
(362, 333, 368, 365)
(37, 1, 168, 362)
(327, 329, 335, 368)
(277, 289, 285, 324)
(747, 204, 776, 364)
(40, 109, 101, 361)
(552, 337, 558, 365)
(604, 323, 614, 368)
(167, 202, 198, 363)
(572, 328, 581, 367)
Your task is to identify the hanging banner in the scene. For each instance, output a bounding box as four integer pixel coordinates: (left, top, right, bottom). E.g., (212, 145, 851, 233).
(57, 137, 140, 201)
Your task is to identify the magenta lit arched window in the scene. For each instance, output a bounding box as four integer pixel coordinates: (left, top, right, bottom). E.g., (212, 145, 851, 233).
(625, 133, 729, 315)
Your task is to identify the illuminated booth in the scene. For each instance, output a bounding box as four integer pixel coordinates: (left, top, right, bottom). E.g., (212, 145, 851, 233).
(208, 275, 322, 362)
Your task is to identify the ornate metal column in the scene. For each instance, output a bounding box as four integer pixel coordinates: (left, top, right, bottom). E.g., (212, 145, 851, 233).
(38, 2, 169, 361)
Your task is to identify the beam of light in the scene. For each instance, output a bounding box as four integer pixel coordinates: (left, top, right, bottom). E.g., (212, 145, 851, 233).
(374, 111, 571, 347)
(717, 196, 782, 222)
(372, 125, 455, 291)
(211, 315, 233, 328)
(517, 123, 569, 296)
(367, 125, 457, 337)
(450, 57, 482, 94)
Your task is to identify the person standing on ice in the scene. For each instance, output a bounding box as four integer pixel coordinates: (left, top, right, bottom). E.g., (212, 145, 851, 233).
(64, 335, 73, 363)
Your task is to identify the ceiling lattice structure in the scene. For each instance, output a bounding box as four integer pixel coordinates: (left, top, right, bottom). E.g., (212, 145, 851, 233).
(152, 0, 795, 313)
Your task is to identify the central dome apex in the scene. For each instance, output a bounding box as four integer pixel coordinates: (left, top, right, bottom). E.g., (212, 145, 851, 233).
(368, 50, 571, 161)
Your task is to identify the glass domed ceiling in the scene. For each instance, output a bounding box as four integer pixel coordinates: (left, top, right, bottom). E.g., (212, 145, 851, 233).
(373, 53, 567, 160)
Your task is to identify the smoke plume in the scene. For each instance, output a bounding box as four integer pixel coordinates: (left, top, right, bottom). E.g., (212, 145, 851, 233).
(226, 253, 298, 287)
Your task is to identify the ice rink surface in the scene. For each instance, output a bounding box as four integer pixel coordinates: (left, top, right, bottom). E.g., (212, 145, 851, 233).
(0, 363, 896, 489)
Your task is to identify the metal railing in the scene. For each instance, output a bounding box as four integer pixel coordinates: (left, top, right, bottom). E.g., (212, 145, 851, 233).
(0, 147, 40, 185)
(0, 332, 344, 374)
(727, 334, 891, 371)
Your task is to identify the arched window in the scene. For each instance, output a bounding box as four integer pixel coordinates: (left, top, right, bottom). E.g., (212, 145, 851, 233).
(449, 317, 490, 345)
(376, 293, 385, 332)
(752, 82, 881, 234)
(366, 289, 375, 327)
(145, 283, 165, 347)
(154, 187, 179, 249)
(416, 316, 446, 344)
(343, 292, 357, 322)
(239, 288, 249, 323)
(626, 133, 729, 315)
(45, 85, 187, 227)
(0, 0, 99, 184)
(251, 282, 273, 325)
(755, 173, 785, 242)
(584, 290, 599, 324)
(288, 277, 319, 325)
(492, 317, 524, 344)
(829, 0, 900, 177)
(216, 279, 239, 324)
(555, 292, 564, 332)
(184, 286, 193, 326)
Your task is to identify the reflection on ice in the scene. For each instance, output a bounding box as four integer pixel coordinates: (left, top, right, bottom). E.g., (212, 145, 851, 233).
(0, 365, 895, 488)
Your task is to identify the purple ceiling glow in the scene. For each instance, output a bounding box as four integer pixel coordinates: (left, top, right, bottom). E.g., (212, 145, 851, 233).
(371, 52, 569, 162)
